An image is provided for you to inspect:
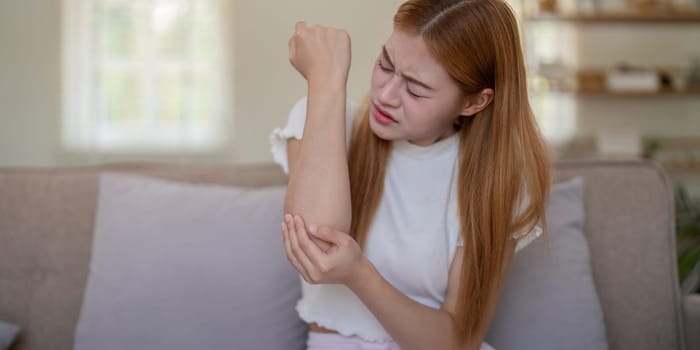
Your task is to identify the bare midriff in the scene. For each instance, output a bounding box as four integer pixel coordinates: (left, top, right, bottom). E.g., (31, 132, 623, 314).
(309, 322, 338, 334)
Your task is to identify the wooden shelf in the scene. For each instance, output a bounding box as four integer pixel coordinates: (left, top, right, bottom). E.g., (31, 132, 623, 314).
(660, 161, 700, 173)
(648, 138, 700, 151)
(527, 12, 700, 23)
(533, 87, 700, 97)
(555, 136, 700, 174)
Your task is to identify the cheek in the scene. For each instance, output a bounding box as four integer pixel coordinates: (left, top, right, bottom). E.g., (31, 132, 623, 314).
(403, 101, 450, 130)
(401, 100, 427, 126)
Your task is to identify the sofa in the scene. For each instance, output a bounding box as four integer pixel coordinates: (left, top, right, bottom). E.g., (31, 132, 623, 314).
(0, 159, 698, 350)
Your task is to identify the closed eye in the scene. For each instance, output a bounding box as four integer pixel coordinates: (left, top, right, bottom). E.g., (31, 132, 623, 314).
(406, 86, 422, 98)
(378, 60, 393, 73)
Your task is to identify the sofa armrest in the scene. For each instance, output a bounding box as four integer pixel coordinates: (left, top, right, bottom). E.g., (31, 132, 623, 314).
(684, 294, 700, 350)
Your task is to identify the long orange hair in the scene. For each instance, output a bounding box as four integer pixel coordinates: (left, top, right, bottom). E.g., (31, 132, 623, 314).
(347, 0, 552, 345)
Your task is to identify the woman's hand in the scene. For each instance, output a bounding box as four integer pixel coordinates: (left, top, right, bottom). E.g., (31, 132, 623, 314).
(288, 21, 351, 86)
(281, 214, 366, 286)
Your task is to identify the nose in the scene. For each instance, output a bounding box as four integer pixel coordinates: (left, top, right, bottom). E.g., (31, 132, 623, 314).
(377, 74, 401, 108)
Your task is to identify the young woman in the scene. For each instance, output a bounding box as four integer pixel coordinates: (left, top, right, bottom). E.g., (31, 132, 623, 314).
(270, 1, 552, 349)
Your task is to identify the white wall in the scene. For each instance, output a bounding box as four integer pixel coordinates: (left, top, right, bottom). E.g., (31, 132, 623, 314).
(231, 0, 402, 163)
(0, 0, 401, 166)
(0, 0, 62, 167)
(1, 0, 698, 173)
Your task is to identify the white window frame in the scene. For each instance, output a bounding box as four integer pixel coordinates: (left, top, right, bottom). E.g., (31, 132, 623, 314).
(61, 0, 233, 156)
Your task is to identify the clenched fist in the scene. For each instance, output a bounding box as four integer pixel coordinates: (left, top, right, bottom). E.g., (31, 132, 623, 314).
(288, 21, 352, 86)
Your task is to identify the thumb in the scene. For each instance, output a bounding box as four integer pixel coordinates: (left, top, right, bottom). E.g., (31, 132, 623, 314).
(309, 225, 343, 244)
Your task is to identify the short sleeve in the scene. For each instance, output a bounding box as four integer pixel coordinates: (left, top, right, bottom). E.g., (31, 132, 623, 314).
(269, 96, 357, 175)
(454, 225, 542, 250)
(455, 189, 544, 253)
(512, 189, 543, 253)
(269, 97, 309, 175)
(513, 223, 543, 253)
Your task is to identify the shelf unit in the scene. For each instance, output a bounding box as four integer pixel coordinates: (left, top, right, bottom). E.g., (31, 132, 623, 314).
(525, 15, 700, 98)
(527, 12, 700, 23)
(539, 86, 700, 96)
(523, 9, 700, 177)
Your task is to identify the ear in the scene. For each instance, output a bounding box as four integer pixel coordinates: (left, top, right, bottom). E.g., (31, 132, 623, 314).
(460, 88, 494, 117)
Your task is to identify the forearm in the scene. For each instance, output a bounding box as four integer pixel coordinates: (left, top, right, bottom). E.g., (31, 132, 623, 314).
(348, 259, 480, 350)
(284, 80, 352, 233)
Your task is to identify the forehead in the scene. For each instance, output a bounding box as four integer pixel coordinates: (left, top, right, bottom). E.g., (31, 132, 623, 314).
(383, 29, 452, 84)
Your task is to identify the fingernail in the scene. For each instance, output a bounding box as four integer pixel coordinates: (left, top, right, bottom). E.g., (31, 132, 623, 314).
(308, 224, 318, 233)
(285, 214, 292, 222)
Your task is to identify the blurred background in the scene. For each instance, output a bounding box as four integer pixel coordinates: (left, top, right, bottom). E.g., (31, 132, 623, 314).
(0, 0, 699, 197)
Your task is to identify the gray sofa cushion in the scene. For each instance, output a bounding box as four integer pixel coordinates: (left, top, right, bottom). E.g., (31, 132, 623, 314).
(485, 176, 608, 350)
(74, 173, 306, 350)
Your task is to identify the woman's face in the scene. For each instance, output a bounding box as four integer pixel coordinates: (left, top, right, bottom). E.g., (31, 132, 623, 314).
(369, 29, 467, 146)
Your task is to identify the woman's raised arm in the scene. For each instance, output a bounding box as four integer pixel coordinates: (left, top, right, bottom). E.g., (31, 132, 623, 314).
(284, 22, 352, 234)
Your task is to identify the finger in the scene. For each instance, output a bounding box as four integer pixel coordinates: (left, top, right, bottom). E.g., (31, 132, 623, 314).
(282, 221, 312, 283)
(282, 222, 303, 274)
(309, 234, 332, 253)
(285, 214, 316, 282)
(287, 215, 318, 281)
(295, 21, 306, 33)
(288, 36, 295, 57)
(287, 215, 314, 270)
(311, 225, 345, 245)
(293, 215, 326, 270)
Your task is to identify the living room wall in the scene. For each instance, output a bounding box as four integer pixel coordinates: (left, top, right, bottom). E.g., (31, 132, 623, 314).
(0, 0, 698, 195)
(0, 0, 401, 166)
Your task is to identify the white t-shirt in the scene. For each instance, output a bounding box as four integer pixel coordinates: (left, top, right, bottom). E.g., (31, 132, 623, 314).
(269, 97, 543, 342)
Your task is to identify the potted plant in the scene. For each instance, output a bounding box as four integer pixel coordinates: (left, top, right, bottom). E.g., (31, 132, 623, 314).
(675, 184, 700, 294)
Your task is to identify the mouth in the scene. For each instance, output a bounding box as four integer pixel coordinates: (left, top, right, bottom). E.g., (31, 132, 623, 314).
(372, 104, 398, 125)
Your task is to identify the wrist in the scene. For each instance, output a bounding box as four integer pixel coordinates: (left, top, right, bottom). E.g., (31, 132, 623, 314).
(307, 72, 348, 91)
(346, 256, 375, 292)
(306, 80, 348, 112)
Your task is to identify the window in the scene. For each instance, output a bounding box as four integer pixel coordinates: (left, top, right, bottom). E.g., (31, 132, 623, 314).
(510, 0, 578, 145)
(62, 0, 231, 153)
(525, 21, 578, 146)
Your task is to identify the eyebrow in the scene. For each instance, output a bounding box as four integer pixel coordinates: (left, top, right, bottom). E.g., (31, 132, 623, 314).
(382, 45, 434, 91)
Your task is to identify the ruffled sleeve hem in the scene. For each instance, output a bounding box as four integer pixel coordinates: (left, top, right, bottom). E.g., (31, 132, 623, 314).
(268, 97, 308, 175)
(513, 224, 543, 253)
(454, 224, 543, 252)
(269, 126, 303, 175)
(268, 96, 358, 175)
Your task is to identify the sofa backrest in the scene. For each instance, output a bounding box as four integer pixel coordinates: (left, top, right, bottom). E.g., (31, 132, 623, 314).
(0, 159, 685, 350)
(0, 163, 287, 350)
(553, 159, 684, 350)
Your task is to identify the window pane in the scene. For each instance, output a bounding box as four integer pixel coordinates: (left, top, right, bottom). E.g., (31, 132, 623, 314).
(97, 0, 146, 58)
(101, 71, 143, 125)
(153, 0, 190, 58)
(157, 73, 186, 123)
(195, 74, 214, 124)
(194, 2, 217, 59)
(63, 0, 228, 152)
